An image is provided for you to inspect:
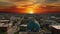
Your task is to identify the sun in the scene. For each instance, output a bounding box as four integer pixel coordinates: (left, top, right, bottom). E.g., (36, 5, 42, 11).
(28, 8, 34, 14)
(29, 10, 34, 14)
(25, 7, 34, 14)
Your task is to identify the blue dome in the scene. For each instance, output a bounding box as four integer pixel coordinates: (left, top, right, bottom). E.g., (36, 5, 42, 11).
(27, 20, 40, 32)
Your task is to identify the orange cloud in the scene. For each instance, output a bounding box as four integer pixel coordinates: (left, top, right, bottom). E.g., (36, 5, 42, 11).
(0, 0, 60, 14)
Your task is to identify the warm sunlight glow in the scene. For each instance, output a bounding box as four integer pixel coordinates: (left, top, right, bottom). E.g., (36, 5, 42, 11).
(25, 7, 35, 14)
(29, 10, 34, 14)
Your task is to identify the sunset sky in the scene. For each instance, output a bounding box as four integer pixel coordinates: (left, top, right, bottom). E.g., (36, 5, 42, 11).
(0, 0, 60, 14)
